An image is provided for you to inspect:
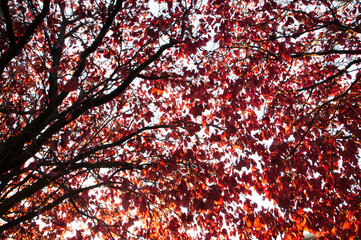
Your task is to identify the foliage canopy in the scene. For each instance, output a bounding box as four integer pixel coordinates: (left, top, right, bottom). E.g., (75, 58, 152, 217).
(0, 0, 360, 239)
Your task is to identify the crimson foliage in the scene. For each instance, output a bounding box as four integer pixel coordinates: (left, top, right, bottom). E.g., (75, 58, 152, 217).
(0, 0, 360, 239)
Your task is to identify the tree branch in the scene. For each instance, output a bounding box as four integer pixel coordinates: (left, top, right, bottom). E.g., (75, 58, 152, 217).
(0, 124, 168, 218)
(295, 58, 361, 92)
(0, 0, 50, 75)
(0, 0, 15, 45)
(291, 49, 361, 58)
(70, 124, 170, 165)
(0, 183, 104, 233)
(0, 0, 124, 176)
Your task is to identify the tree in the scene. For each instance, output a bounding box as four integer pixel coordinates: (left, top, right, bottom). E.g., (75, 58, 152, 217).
(0, 0, 360, 239)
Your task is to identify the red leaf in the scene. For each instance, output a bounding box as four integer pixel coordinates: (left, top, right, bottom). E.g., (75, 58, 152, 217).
(50, 140, 58, 151)
(139, 196, 147, 213)
(178, 179, 188, 193)
(48, 66, 61, 74)
(49, 170, 62, 178)
(61, 129, 71, 148)
(122, 192, 131, 211)
(27, 161, 38, 171)
(64, 77, 79, 92)
(210, 185, 221, 202)
(191, 104, 203, 118)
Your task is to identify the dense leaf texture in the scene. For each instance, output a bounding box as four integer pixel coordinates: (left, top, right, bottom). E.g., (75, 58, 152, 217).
(0, 0, 360, 239)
